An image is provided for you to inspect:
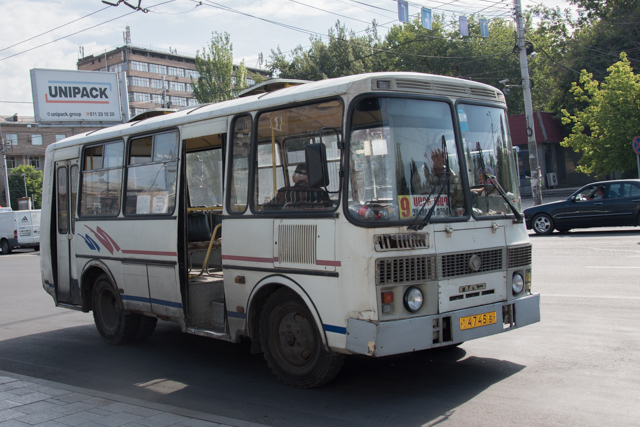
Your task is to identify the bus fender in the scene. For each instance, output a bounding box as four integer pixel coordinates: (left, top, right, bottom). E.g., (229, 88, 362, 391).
(79, 259, 118, 312)
(245, 274, 330, 352)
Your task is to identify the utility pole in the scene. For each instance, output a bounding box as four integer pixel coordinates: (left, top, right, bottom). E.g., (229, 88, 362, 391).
(0, 124, 12, 208)
(515, 0, 543, 205)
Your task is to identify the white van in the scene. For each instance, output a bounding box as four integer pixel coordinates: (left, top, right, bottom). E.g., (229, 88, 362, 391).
(0, 209, 41, 254)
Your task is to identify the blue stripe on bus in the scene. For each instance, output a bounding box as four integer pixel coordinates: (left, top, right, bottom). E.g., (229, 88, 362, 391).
(228, 311, 247, 319)
(323, 324, 347, 334)
(121, 295, 183, 309)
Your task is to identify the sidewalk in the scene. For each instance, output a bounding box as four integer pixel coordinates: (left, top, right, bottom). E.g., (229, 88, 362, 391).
(0, 371, 269, 427)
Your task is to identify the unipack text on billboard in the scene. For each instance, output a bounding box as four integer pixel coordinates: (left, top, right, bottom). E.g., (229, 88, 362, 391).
(30, 69, 122, 124)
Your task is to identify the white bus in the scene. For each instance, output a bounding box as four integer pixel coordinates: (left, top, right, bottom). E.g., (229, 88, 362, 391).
(40, 72, 540, 388)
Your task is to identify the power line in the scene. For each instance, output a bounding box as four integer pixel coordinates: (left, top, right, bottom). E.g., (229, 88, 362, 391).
(0, 6, 111, 54)
(0, 0, 180, 63)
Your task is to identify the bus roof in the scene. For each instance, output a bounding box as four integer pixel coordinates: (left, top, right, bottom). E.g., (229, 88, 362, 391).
(47, 72, 504, 151)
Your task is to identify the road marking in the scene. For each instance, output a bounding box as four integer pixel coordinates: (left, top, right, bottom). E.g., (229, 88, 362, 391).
(585, 266, 640, 269)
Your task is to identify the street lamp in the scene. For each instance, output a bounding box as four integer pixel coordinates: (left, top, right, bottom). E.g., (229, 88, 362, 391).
(21, 173, 27, 198)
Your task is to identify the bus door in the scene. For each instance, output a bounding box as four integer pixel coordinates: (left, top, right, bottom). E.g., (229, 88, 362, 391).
(55, 161, 80, 304)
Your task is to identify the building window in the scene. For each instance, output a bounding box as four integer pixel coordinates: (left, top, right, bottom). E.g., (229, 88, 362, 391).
(149, 63, 167, 74)
(31, 134, 43, 145)
(170, 81, 185, 92)
(131, 108, 148, 117)
(188, 98, 199, 106)
(130, 60, 148, 72)
(130, 92, 151, 103)
(7, 157, 16, 168)
(167, 66, 185, 77)
(152, 94, 163, 104)
(29, 156, 40, 169)
(109, 63, 127, 73)
(247, 77, 255, 86)
(150, 78, 165, 89)
(55, 134, 66, 142)
(171, 96, 187, 107)
(6, 134, 18, 145)
(185, 69, 199, 79)
(185, 84, 193, 93)
(129, 76, 150, 87)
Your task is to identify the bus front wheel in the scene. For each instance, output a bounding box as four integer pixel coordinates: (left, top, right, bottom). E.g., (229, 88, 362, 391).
(259, 289, 344, 388)
(92, 274, 156, 344)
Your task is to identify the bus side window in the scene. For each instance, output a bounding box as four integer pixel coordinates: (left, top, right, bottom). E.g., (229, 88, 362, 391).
(80, 141, 124, 217)
(229, 116, 251, 213)
(125, 132, 178, 215)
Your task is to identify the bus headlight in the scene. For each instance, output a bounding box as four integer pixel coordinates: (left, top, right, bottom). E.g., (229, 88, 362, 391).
(512, 273, 524, 295)
(403, 286, 423, 312)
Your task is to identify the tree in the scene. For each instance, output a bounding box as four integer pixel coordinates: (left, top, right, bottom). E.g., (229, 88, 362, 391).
(191, 32, 249, 104)
(6, 165, 43, 210)
(561, 53, 640, 177)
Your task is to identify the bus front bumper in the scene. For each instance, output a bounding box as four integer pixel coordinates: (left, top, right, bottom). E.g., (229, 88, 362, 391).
(345, 293, 540, 357)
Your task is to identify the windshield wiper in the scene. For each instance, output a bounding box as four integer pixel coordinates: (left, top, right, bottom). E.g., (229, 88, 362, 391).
(485, 173, 523, 223)
(407, 171, 451, 231)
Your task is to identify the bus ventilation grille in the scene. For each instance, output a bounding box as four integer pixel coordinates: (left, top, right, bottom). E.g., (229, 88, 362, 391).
(376, 255, 437, 285)
(395, 79, 433, 92)
(277, 224, 317, 265)
(507, 244, 532, 268)
(439, 249, 503, 278)
(374, 233, 428, 251)
(434, 83, 469, 97)
(469, 87, 499, 100)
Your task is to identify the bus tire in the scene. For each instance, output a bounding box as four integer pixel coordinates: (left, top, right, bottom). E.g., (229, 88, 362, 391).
(92, 274, 139, 345)
(259, 288, 343, 388)
(134, 315, 157, 342)
(1, 239, 11, 255)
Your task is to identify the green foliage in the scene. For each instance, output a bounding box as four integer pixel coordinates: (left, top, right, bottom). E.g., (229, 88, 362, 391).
(561, 53, 640, 177)
(191, 32, 249, 104)
(6, 165, 43, 210)
(268, 21, 382, 80)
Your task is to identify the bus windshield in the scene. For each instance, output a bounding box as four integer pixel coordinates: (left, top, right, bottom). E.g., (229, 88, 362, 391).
(458, 104, 522, 216)
(347, 97, 465, 222)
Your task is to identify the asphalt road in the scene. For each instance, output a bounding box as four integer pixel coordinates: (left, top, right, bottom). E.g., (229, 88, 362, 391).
(1, 224, 639, 427)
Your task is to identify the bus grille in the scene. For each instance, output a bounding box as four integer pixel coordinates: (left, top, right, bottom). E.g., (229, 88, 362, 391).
(374, 233, 428, 251)
(278, 224, 317, 265)
(376, 255, 437, 285)
(439, 249, 503, 278)
(469, 87, 499, 100)
(508, 244, 532, 268)
(395, 79, 433, 92)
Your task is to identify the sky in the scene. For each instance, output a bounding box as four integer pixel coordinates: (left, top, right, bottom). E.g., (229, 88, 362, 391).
(0, 0, 574, 118)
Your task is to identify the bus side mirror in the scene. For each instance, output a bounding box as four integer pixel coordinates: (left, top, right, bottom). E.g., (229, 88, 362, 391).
(306, 143, 329, 188)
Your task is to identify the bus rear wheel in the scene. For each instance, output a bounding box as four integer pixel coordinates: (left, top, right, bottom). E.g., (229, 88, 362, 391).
(259, 289, 344, 388)
(92, 274, 155, 344)
(1, 239, 11, 255)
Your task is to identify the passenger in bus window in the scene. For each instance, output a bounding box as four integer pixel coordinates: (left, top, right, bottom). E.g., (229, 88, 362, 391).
(265, 164, 330, 209)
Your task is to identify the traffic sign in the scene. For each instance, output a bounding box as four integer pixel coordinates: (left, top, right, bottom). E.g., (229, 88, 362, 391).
(633, 136, 640, 154)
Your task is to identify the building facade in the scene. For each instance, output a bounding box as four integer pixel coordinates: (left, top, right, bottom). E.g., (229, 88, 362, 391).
(77, 45, 266, 119)
(0, 114, 101, 206)
(508, 111, 593, 193)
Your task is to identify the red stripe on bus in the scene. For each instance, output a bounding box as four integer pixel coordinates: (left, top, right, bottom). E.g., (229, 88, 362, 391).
(121, 250, 177, 256)
(45, 94, 110, 104)
(317, 260, 341, 267)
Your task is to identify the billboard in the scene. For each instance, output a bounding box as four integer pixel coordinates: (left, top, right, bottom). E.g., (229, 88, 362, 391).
(30, 69, 122, 124)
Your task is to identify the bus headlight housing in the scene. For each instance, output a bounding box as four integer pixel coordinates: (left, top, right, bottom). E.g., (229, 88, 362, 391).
(403, 286, 424, 312)
(512, 273, 524, 295)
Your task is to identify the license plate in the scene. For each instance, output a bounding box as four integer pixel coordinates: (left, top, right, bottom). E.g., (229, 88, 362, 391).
(460, 311, 497, 330)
